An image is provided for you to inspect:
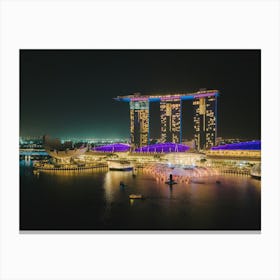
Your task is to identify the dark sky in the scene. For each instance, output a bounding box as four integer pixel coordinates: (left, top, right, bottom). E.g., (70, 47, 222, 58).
(20, 50, 261, 140)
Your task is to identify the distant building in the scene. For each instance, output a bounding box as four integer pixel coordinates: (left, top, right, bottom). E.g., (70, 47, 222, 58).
(42, 134, 50, 147)
(63, 141, 73, 149)
(43, 134, 62, 150)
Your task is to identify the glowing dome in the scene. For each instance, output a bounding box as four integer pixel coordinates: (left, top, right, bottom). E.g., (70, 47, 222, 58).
(211, 141, 261, 150)
(135, 143, 190, 153)
(92, 143, 130, 152)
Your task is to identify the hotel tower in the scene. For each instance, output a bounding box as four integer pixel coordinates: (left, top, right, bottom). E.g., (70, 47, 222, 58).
(193, 94, 217, 150)
(129, 99, 149, 148)
(160, 98, 181, 143)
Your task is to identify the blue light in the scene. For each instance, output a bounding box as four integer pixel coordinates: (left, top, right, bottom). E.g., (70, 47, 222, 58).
(93, 143, 130, 152)
(211, 141, 261, 150)
(149, 98, 161, 102)
(181, 96, 194, 100)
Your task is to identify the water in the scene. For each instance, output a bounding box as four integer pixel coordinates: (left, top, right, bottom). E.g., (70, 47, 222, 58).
(20, 160, 261, 230)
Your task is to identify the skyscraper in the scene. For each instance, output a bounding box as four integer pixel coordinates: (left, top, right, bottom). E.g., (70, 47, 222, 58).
(114, 89, 219, 149)
(193, 95, 217, 150)
(129, 100, 149, 148)
(160, 99, 181, 143)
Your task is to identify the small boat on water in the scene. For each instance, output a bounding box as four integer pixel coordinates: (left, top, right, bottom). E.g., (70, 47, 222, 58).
(108, 160, 133, 171)
(183, 165, 195, 170)
(191, 180, 205, 184)
(216, 180, 221, 184)
(129, 194, 144, 199)
(120, 181, 127, 188)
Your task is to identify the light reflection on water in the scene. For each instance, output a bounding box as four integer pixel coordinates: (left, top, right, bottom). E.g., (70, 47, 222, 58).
(20, 160, 261, 230)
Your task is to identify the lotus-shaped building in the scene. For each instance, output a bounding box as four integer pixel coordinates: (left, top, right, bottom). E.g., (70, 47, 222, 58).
(46, 146, 88, 160)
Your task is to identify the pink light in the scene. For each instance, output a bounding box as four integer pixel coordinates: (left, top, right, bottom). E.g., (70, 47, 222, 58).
(194, 93, 217, 98)
(130, 97, 149, 101)
(160, 95, 181, 101)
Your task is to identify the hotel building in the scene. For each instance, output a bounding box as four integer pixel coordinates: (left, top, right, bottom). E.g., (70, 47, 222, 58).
(114, 90, 219, 149)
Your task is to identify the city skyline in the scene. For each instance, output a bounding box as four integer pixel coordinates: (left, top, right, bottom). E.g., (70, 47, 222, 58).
(19, 50, 261, 231)
(20, 50, 261, 140)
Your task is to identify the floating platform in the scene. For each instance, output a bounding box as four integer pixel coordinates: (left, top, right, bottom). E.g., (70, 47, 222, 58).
(129, 194, 144, 199)
(109, 167, 133, 171)
(191, 180, 205, 184)
(108, 160, 133, 171)
(165, 180, 177, 185)
(34, 164, 108, 171)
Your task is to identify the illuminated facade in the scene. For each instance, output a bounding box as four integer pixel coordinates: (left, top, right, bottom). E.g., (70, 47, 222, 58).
(129, 100, 149, 148)
(134, 142, 190, 153)
(92, 143, 130, 152)
(193, 95, 217, 150)
(160, 99, 181, 143)
(211, 140, 261, 150)
(114, 90, 219, 149)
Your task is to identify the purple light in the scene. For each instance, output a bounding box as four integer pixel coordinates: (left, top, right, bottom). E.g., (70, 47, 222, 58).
(211, 141, 261, 151)
(130, 97, 149, 101)
(194, 92, 217, 98)
(135, 142, 190, 153)
(93, 143, 130, 152)
(160, 95, 181, 101)
(115, 90, 219, 102)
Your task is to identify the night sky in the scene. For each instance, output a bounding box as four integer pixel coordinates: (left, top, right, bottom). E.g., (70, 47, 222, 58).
(20, 50, 261, 140)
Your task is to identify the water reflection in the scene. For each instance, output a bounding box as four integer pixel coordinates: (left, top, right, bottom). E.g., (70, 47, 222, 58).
(20, 160, 261, 230)
(104, 171, 116, 204)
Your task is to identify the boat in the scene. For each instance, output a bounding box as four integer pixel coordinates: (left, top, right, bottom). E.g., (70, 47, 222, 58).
(108, 160, 133, 171)
(251, 173, 261, 179)
(183, 165, 195, 170)
(191, 180, 205, 184)
(216, 180, 221, 184)
(120, 181, 127, 187)
(129, 194, 144, 199)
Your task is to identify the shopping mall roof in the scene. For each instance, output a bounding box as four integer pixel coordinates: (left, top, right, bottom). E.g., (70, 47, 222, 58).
(135, 143, 190, 153)
(211, 141, 261, 150)
(92, 143, 130, 152)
